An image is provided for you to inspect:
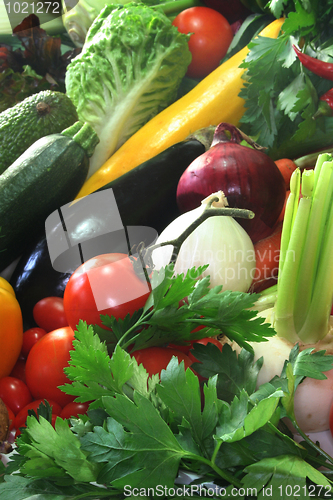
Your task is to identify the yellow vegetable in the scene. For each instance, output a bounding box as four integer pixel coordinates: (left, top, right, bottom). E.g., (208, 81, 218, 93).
(76, 17, 285, 199)
(0, 278, 23, 379)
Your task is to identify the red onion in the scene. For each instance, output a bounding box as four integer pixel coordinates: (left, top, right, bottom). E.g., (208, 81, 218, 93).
(176, 123, 286, 243)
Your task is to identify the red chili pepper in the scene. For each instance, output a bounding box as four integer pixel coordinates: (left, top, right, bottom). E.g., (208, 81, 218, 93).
(293, 45, 333, 81)
(313, 87, 333, 119)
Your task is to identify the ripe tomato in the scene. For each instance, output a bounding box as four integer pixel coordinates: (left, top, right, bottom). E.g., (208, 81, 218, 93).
(188, 337, 222, 363)
(0, 376, 32, 415)
(25, 326, 76, 407)
(132, 346, 192, 377)
(33, 297, 68, 333)
(10, 357, 26, 383)
(60, 401, 90, 420)
(14, 398, 63, 430)
(172, 6, 233, 78)
(63, 253, 151, 331)
(21, 327, 47, 358)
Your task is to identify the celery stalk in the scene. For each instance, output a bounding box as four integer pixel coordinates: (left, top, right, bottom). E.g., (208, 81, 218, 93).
(294, 163, 333, 333)
(274, 187, 312, 342)
(278, 168, 301, 278)
(272, 154, 333, 344)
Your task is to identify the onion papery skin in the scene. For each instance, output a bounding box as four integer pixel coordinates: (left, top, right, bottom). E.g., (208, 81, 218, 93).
(176, 142, 286, 243)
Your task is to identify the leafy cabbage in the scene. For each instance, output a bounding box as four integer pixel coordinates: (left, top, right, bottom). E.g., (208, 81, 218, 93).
(65, 3, 191, 177)
(61, 0, 198, 47)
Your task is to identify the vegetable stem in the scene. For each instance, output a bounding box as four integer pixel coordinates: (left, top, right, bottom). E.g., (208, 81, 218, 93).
(159, 0, 204, 15)
(144, 193, 254, 264)
(274, 175, 312, 341)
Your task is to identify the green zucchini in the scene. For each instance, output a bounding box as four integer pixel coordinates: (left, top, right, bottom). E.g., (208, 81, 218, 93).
(0, 121, 99, 272)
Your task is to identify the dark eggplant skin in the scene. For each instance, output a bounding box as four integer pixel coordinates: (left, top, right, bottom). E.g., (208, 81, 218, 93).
(10, 138, 206, 329)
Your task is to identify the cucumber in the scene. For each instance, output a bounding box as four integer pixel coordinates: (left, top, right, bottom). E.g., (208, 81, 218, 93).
(0, 90, 78, 175)
(0, 122, 99, 272)
(9, 136, 207, 328)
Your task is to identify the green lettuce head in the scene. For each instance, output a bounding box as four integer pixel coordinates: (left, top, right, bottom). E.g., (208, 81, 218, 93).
(65, 2, 191, 177)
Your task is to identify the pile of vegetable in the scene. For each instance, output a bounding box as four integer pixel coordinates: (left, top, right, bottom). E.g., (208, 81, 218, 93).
(2, 0, 333, 497)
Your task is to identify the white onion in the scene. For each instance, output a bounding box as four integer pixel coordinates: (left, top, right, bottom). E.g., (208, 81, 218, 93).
(151, 192, 256, 293)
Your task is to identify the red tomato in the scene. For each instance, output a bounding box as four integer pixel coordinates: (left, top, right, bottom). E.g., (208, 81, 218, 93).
(63, 253, 151, 331)
(33, 297, 68, 333)
(10, 356, 26, 383)
(132, 347, 192, 377)
(25, 326, 76, 407)
(60, 401, 90, 420)
(21, 327, 47, 358)
(5, 405, 15, 432)
(189, 337, 223, 363)
(14, 398, 63, 430)
(0, 376, 32, 415)
(172, 6, 233, 78)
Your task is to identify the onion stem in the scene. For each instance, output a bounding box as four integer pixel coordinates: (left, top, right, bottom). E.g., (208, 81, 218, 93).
(143, 193, 254, 264)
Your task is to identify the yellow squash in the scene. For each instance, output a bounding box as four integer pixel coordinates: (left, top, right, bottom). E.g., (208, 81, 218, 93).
(76, 17, 285, 199)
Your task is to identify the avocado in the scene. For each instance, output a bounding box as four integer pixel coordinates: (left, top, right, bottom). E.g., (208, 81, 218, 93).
(0, 90, 78, 175)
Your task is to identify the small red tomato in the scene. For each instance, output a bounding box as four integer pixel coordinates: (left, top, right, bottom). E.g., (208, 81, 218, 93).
(188, 337, 223, 363)
(172, 6, 233, 78)
(25, 326, 76, 407)
(14, 398, 62, 430)
(33, 297, 68, 332)
(132, 346, 192, 377)
(0, 376, 32, 415)
(10, 357, 26, 383)
(21, 327, 47, 358)
(60, 401, 90, 420)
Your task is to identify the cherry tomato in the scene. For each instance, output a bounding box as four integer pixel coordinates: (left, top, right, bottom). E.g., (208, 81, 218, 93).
(14, 398, 63, 430)
(60, 401, 90, 420)
(0, 376, 32, 415)
(25, 326, 76, 407)
(10, 357, 26, 383)
(188, 337, 222, 363)
(5, 404, 15, 432)
(63, 253, 151, 331)
(132, 347, 192, 377)
(21, 327, 47, 358)
(172, 6, 233, 78)
(33, 297, 68, 333)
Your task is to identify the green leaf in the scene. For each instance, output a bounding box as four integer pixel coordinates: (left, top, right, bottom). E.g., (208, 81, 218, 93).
(215, 389, 281, 443)
(18, 416, 99, 483)
(86, 392, 186, 488)
(192, 343, 263, 403)
(157, 358, 219, 447)
(242, 454, 331, 497)
(0, 475, 113, 500)
(61, 323, 152, 406)
(293, 347, 333, 380)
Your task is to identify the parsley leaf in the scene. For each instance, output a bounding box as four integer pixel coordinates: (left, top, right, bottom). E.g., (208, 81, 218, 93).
(84, 393, 186, 489)
(95, 266, 276, 354)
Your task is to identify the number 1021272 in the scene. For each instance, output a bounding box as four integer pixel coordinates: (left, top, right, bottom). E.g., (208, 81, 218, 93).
(4, 1, 61, 15)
